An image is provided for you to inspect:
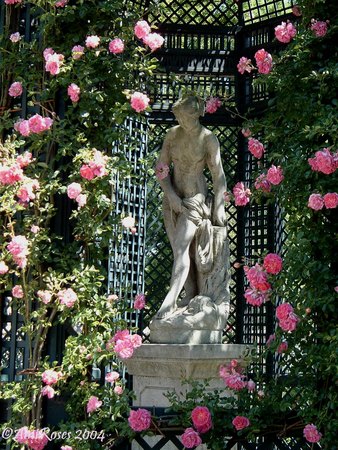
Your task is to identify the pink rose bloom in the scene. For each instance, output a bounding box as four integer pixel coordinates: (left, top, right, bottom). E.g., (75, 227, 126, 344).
(109, 38, 125, 54)
(181, 428, 202, 448)
(12, 285, 24, 298)
(105, 371, 120, 383)
(308, 193, 324, 210)
(266, 165, 284, 185)
(85, 35, 100, 48)
(10, 32, 21, 42)
(254, 48, 273, 74)
(28, 114, 53, 133)
(67, 83, 80, 102)
(15, 427, 30, 444)
(128, 408, 152, 432)
(276, 303, 294, 320)
(244, 288, 269, 307)
(5, 0, 22, 4)
(263, 253, 283, 274)
(232, 415, 250, 431)
(134, 20, 151, 40)
(114, 385, 124, 395)
(17, 179, 40, 204)
(244, 263, 271, 291)
(41, 385, 55, 399)
(303, 424, 322, 443)
(14, 119, 31, 137)
(42, 369, 59, 385)
(8, 81, 23, 97)
(67, 182, 82, 199)
(7, 235, 29, 262)
(205, 97, 222, 114)
(55, 0, 68, 6)
(308, 148, 336, 174)
(80, 164, 95, 180)
(45, 53, 63, 75)
(247, 379, 256, 392)
(87, 395, 102, 414)
(241, 128, 251, 137)
(76, 193, 87, 208)
(237, 56, 252, 74)
(191, 406, 212, 434)
(61, 447, 73, 450)
(248, 137, 264, 158)
(0, 261, 9, 274)
(37, 290, 53, 304)
(134, 293, 146, 310)
(254, 173, 271, 193)
(233, 182, 251, 206)
(16, 151, 32, 168)
(89, 150, 108, 177)
(323, 192, 338, 209)
(310, 19, 328, 37)
(143, 32, 164, 51)
(155, 161, 169, 180)
(130, 92, 150, 112)
(43, 48, 54, 60)
(225, 373, 247, 391)
(275, 21, 297, 43)
(279, 312, 299, 332)
(72, 45, 85, 60)
(25, 429, 49, 450)
(107, 294, 118, 302)
(121, 215, 136, 229)
(115, 339, 135, 359)
(277, 341, 288, 354)
(0, 163, 24, 184)
(113, 329, 130, 342)
(57, 288, 77, 307)
(130, 334, 142, 348)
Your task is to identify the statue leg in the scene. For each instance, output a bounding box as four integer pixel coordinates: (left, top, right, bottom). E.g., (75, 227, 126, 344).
(154, 213, 197, 319)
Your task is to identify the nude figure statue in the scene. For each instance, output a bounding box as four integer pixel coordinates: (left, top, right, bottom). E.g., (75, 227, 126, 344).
(149, 96, 230, 345)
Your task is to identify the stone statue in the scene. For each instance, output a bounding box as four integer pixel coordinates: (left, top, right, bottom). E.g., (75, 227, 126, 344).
(148, 95, 231, 344)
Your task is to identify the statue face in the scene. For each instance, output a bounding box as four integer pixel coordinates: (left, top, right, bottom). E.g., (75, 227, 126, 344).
(173, 109, 199, 131)
(172, 96, 204, 130)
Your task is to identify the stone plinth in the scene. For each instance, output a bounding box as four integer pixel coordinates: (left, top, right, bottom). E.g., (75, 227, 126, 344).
(125, 343, 250, 408)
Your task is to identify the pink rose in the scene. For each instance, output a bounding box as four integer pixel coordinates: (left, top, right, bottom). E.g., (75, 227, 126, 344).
(55, 0, 68, 6)
(130, 92, 150, 112)
(114, 385, 123, 395)
(128, 408, 152, 431)
(76, 193, 87, 208)
(16, 151, 32, 168)
(15, 428, 48, 450)
(67, 182, 82, 199)
(225, 373, 247, 390)
(67, 83, 80, 102)
(0, 163, 24, 184)
(10, 32, 21, 43)
(0, 261, 9, 275)
(263, 253, 283, 274)
(7, 235, 29, 268)
(80, 164, 95, 180)
(266, 165, 284, 185)
(14, 119, 31, 137)
(310, 20, 328, 37)
(241, 128, 251, 137)
(276, 303, 294, 320)
(41, 385, 55, 398)
(105, 371, 120, 383)
(254, 48, 273, 74)
(237, 56, 253, 74)
(254, 173, 271, 193)
(61, 447, 73, 450)
(244, 263, 271, 291)
(85, 35, 100, 48)
(134, 293, 146, 310)
(323, 192, 338, 209)
(114, 339, 134, 359)
(134, 20, 151, 39)
(248, 137, 264, 158)
(277, 341, 288, 354)
(86, 395, 102, 413)
(17, 179, 40, 204)
(41, 369, 59, 385)
(191, 406, 212, 434)
(205, 97, 222, 114)
(303, 424, 322, 443)
(232, 415, 250, 431)
(308, 193, 324, 210)
(28, 114, 53, 133)
(233, 182, 251, 206)
(247, 379, 256, 392)
(37, 290, 52, 304)
(275, 21, 297, 43)
(143, 32, 164, 51)
(244, 288, 269, 307)
(279, 313, 299, 332)
(43, 48, 55, 60)
(181, 428, 202, 448)
(308, 147, 336, 174)
(8, 81, 23, 97)
(113, 329, 130, 342)
(45, 53, 63, 75)
(12, 285, 24, 298)
(57, 288, 77, 308)
(109, 38, 125, 54)
(5, 0, 23, 4)
(72, 45, 85, 60)
(130, 334, 142, 348)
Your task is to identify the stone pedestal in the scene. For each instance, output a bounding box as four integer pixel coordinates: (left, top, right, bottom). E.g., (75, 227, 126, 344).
(125, 343, 249, 450)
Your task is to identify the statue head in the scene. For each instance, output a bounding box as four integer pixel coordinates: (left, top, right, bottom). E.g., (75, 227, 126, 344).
(172, 96, 205, 129)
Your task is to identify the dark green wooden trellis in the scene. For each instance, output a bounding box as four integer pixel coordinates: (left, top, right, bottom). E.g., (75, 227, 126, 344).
(0, 0, 320, 449)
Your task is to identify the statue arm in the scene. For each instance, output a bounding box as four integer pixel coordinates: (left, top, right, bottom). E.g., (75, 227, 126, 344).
(157, 130, 183, 213)
(206, 134, 227, 226)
